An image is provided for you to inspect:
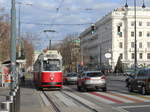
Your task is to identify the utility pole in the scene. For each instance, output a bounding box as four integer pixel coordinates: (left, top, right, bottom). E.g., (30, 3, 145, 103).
(134, 0, 137, 73)
(49, 40, 51, 50)
(125, 0, 146, 73)
(18, 3, 21, 57)
(17, 2, 32, 58)
(10, 0, 17, 89)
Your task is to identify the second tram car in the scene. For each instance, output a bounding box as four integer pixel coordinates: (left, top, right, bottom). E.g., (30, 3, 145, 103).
(33, 50, 63, 90)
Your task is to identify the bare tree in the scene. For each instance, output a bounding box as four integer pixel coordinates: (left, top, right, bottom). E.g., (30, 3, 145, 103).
(21, 33, 35, 68)
(0, 21, 10, 62)
(57, 33, 80, 72)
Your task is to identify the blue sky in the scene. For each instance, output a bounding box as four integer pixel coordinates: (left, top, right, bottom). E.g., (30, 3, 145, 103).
(1, 0, 150, 50)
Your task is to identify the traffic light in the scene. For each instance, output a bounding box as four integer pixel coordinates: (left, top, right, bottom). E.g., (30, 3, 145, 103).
(91, 24, 96, 34)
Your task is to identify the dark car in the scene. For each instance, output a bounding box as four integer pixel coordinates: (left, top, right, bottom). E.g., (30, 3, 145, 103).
(77, 71, 107, 92)
(128, 68, 150, 95)
(125, 74, 135, 87)
(63, 72, 78, 85)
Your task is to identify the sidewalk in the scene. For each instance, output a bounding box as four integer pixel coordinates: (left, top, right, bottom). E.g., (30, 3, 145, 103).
(20, 79, 49, 112)
(0, 87, 9, 103)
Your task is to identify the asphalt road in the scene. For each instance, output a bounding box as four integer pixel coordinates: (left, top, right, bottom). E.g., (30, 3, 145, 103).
(40, 80, 150, 112)
(61, 80, 150, 112)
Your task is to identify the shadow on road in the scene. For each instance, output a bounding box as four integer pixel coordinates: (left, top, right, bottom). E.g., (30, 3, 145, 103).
(20, 78, 35, 89)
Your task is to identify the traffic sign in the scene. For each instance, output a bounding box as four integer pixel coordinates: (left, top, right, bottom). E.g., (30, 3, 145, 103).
(105, 53, 111, 58)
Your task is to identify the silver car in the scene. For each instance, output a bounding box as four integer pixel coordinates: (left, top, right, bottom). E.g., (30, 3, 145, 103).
(63, 73, 78, 85)
(77, 71, 107, 91)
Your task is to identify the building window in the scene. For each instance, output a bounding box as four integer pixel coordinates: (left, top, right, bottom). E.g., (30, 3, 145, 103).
(131, 21, 134, 26)
(117, 25, 122, 37)
(147, 42, 150, 48)
(147, 53, 150, 59)
(139, 21, 142, 26)
(131, 42, 134, 48)
(131, 32, 134, 37)
(119, 42, 123, 48)
(139, 31, 142, 37)
(120, 53, 123, 59)
(139, 42, 142, 48)
(119, 32, 122, 37)
(132, 53, 135, 59)
(147, 32, 150, 37)
(139, 53, 143, 59)
(147, 22, 150, 26)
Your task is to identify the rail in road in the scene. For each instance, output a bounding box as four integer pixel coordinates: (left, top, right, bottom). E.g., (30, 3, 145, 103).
(39, 86, 150, 112)
(41, 90, 101, 112)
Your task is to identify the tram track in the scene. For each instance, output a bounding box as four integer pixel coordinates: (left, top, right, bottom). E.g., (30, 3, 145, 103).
(61, 91, 99, 112)
(42, 90, 100, 112)
(42, 91, 61, 112)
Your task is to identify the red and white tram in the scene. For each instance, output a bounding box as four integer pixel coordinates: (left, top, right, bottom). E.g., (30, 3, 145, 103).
(33, 50, 63, 90)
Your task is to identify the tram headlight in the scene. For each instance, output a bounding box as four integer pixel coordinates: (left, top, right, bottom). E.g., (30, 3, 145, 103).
(50, 77, 54, 80)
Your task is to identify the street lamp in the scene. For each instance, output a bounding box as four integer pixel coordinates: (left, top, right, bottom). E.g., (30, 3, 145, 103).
(125, 0, 146, 72)
(43, 29, 56, 50)
(16, 2, 32, 58)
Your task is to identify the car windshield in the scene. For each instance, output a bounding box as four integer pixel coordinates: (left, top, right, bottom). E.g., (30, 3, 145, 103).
(87, 72, 103, 77)
(67, 73, 78, 77)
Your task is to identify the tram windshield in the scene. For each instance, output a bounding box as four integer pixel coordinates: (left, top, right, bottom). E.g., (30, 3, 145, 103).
(43, 59, 61, 71)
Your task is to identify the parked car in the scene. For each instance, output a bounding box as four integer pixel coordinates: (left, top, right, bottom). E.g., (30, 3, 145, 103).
(63, 72, 78, 85)
(128, 68, 150, 95)
(77, 71, 107, 92)
(125, 74, 135, 87)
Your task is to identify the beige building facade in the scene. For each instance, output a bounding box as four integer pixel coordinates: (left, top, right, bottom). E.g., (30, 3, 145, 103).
(80, 7, 150, 70)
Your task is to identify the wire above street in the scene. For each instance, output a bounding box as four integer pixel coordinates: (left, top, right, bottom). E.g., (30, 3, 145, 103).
(21, 22, 93, 26)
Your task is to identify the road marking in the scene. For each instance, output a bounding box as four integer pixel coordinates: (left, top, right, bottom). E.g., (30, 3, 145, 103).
(85, 93, 115, 104)
(108, 92, 143, 103)
(119, 104, 150, 109)
(132, 94, 150, 100)
(89, 92, 123, 104)
(99, 92, 134, 103)
(112, 91, 150, 102)
(64, 91, 102, 109)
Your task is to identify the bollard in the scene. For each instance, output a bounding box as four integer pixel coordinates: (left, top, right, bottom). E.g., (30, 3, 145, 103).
(9, 91, 16, 112)
(15, 88, 19, 112)
(16, 87, 20, 112)
(0, 101, 13, 112)
(6, 96, 14, 112)
(17, 87, 20, 112)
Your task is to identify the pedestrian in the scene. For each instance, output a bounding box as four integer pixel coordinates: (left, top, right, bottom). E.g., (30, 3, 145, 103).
(21, 75, 25, 85)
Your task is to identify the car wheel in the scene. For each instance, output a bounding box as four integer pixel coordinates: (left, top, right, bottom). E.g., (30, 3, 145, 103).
(77, 85, 81, 91)
(65, 81, 69, 85)
(141, 86, 146, 95)
(128, 85, 133, 92)
(102, 87, 107, 92)
(81, 86, 87, 92)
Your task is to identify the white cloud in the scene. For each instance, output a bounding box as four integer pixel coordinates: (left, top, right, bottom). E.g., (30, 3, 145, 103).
(93, 3, 119, 10)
